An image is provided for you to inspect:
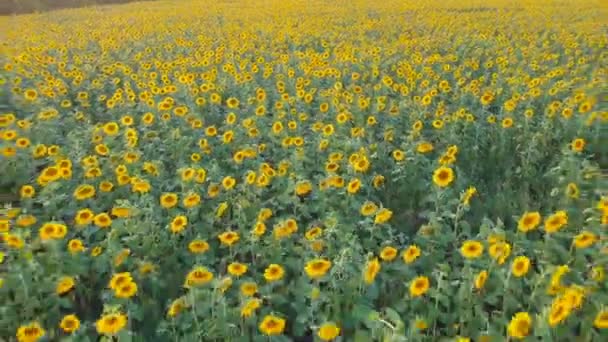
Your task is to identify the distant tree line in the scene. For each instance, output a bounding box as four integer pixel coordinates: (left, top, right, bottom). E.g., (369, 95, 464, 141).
(0, 0, 151, 15)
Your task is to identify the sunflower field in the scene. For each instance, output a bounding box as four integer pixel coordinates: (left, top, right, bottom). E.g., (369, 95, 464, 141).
(0, 0, 606, 341)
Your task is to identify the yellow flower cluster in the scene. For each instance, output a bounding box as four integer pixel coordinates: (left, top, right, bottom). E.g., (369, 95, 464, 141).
(0, 0, 605, 341)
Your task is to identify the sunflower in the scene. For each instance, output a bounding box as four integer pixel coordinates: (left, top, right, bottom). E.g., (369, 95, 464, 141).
(295, 181, 313, 196)
(182, 193, 201, 208)
(218, 231, 240, 246)
(372, 175, 385, 188)
(548, 298, 572, 326)
(507, 312, 532, 339)
(460, 240, 484, 259)
(304, 258, 332, 279)
(318, 322, 341, 341)
(363, 258, 381, 284)
(208, 183, 221, 197)
(184, 267, 214, 287)
(392, 149, 405, 161)
(240, 282, 258, 297)
(39, 223, 57, 240)
(573, 231, 597, 248)
(167, 298, 186, 317)
(511, 256, 531, 277)
(594, 310, 608, 329)
(16, 322, 45, 342)
(59, 314, 80, 333)
(501, 117, 514, 128)
(91, 246, 103, 257)
(5, 234, 24, 249)
(94, 144, 109, 156)
(379, 246, 398, 261)
(563, 286, 585, 309)
(374, 208, 393, 224)
(241, 299, 262, 318)
(590, 266, 605, 283)
(68, 239, 86, 254)
(20, 185, 35, 198)
(170, 215, 188, 233)
(222, 176, 236, 189)
(414, 318, 428, 330)
(347, 178, 361, 194)
(226, 97, 240, 108)
(305, 226, 323, 240)
(571, 138, 585, 152)
(402, 245, 421, 264)
(488, 241, 511, 265)
(188, 239, 209, 254)
(544, 211, 567, 233)
(23, 89, 38, 101)
(227, 262, 248, 277)
(56, 276, 75, 295)
(409, 276, 430, 297)
(96, 313, 127, 335)
(160, 193, 178, 208)
(264, 264, 285, 282)
(259, 315, 286, 336)
(109, 272, 133, 289)
(565, 183, 579, 199)
(72, 184, 95, 200)
(353, 157, 370, 173)
(432, 166, 455, 187)
(74, 209, 94, 225)
(114, 280, 137, 298)
(93, 213, 112, 228)
(215, 202, 228, 218)
(416, 142, 434, 153)
(252, 221, 267, 236)
(517, 211, 541, 232)
(462, 186, 477, 205)
(16, 214, 36, 227)
(111, 207, 130, 218)
(474, 270, 488, 290)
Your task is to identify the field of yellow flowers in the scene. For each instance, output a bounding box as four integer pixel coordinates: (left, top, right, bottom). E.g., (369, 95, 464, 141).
(1, 0, 606, 341)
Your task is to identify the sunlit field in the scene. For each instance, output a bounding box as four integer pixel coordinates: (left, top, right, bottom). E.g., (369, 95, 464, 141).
(0, 0, 606, 340)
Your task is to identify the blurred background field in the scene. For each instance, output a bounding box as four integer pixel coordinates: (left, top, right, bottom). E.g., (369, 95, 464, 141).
(0, 0, 147, 15)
